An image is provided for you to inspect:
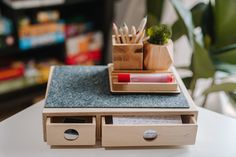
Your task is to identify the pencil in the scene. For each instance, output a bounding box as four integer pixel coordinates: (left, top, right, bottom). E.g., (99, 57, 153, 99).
(137, 16, 147, 35)
(113, 23, 121, 44)
(135, 29, 144, 43)
(123, 23, 130, 43)
(131, 25, 136, 43)
(119, 27, 126, 44)
(138, 29, 145, 43)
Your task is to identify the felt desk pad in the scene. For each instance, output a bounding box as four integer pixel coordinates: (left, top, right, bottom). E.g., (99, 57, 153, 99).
(45, 66, 189, 108)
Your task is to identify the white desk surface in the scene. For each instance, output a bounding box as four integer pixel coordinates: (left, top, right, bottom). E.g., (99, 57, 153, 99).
(1, 100, 236, 157)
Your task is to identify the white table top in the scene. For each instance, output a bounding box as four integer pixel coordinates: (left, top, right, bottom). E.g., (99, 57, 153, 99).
(1, 100, 236, 157)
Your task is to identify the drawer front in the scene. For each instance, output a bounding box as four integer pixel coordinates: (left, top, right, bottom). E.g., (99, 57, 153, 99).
(101, 116, 197, 147)
(46, 117, 96, 146)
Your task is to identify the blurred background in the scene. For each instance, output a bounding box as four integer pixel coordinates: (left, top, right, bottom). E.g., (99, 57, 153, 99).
(0, 0, 236, 121)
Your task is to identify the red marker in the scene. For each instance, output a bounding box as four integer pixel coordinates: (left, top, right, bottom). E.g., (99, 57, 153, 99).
(118, 73, 174, 83)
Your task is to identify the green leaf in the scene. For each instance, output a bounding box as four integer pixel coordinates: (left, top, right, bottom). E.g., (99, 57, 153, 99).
(192, 40, 215, 78)
(213, 49, 236, 64)
(214, 0, 236, 47)
(191, 2, 208, 27)
(146, 0, 164, 27)
(210, 44, 236, 64)
(227, 92, 236, 106)
(171, 0, 195, 46)
(171, 19, 186, 41)
(203, 83, 236, 95)
(211, 44, 236, 55)
(201, 1, 215, 46)
(211, 44, 236, 65)
(215, 62, 236, 74)
(182, 76, 192, 89)
(147, 24, 172, 45)
(147, 13, 159, 27)
(171, 2, 207, 41)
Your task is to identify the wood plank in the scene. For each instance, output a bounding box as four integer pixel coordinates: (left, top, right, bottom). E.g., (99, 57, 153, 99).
(46, 117, 96, 146)
(101, 116, 197, 147)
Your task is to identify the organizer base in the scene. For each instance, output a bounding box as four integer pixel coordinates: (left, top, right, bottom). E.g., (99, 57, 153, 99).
(43, 65, 198, 147)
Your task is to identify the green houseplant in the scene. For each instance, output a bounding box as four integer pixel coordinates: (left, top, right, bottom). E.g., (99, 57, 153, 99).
(144, 24, 173, 70)
(147, 0, 236, 106)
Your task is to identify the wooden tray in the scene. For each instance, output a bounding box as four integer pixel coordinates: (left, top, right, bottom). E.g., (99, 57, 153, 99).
(108, 63, 180, 93)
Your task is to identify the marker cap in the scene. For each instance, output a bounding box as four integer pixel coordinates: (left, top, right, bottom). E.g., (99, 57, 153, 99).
(167, 74, 174, 82)
(118, 73, 130, 82)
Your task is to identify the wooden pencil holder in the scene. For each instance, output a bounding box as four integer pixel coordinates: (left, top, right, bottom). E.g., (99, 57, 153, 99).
(112, 35, 143, 70)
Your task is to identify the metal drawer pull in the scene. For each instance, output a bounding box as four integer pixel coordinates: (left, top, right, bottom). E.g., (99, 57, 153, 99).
(64, 129, 79, 141)
(143, 130, 158, 141)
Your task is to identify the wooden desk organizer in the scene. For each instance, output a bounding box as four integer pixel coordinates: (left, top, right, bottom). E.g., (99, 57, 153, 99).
(42, 65, 198, 147)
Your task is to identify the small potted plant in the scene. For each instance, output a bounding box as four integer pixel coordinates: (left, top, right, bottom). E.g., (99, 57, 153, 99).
(144, 24, 173, 70)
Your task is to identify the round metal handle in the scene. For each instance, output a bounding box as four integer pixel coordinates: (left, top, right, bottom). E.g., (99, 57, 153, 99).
(143, 129, 158, 141)
(64, 129, 79, 141)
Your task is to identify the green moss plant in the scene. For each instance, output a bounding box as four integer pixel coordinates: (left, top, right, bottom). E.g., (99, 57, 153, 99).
(147, 24, 172, 45)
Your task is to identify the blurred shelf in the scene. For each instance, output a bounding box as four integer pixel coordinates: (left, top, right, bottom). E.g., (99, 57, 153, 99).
(0, 82, 47, 102)
(0, 0, 113, 112)
(0, 42, 65, 58)
(0, 47, 18, 57)
(0, 0, 99, 11)
(0, 82, 47, 116)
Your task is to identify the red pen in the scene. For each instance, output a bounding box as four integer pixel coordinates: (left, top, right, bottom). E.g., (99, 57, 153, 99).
(118, 73, 174, 83)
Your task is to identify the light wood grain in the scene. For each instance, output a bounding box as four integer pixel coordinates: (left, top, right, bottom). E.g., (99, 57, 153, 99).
(144, 40, 174, 70)
(46, 117, 96, 146)
(43, 66, 55, 142)
(42, 65, 198, 147)
(108, 64, 179, 93)
(112, 36, 143, 70)
(101, 116, 197, 147)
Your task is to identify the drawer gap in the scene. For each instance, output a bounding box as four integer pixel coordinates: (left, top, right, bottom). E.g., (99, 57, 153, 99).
(103, 115, 195, 125)
(181, 115, 195, 124)
(51, 116, 93, 124)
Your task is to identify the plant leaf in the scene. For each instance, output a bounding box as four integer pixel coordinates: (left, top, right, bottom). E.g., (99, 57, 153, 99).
(201, 1, 215, 46)
(146, 0, 164, 27)
(192, 40, 215, 78)
(215, 62, 236, 74)
(171, 0, 195, 46)
(171, 19, 186, 41)
(171, 2, 207, 41)
(214, 0, 236, 47)
(203, 83, 236, 95)
(227, 92, 236, 106)
(211, 43, 236, 55)
(213, 49, 236, 64)
(191, 2, 208, 27)
(182, 76, 192, 89)
(209, 43, 236, 64)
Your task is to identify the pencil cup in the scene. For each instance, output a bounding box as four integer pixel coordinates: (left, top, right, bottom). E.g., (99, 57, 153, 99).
(112, 35, 143, 70)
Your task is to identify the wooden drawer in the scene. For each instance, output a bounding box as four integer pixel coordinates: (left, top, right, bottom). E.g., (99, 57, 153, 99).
(46, 116, 96, 146)
(101, 115, 197, 147)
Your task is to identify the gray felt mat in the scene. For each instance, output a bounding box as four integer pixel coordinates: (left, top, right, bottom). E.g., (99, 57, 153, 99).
(45, 66, 189, 108)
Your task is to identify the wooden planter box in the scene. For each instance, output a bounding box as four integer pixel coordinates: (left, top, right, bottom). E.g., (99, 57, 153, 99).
(144, 40, 174, 70)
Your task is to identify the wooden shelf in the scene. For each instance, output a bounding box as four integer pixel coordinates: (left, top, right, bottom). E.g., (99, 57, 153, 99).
(0, 82, 47, 102)
(0, 0, 97, 11)
(0, 0, 114, 113)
